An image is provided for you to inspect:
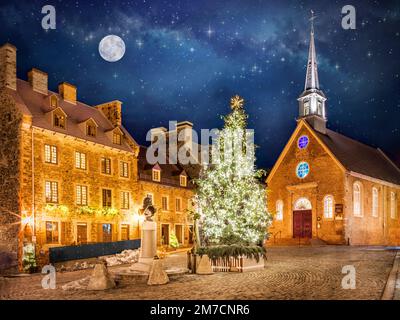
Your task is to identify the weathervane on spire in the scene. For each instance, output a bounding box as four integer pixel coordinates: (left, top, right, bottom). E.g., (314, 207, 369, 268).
(309, 10, 316, 34)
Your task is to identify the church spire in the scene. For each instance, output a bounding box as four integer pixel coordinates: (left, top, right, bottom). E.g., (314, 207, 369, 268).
(297, 10, 327, 134)
(305, 10, 319, 90)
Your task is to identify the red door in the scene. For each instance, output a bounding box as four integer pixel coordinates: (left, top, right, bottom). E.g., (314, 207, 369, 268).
(293, 210, 312, 238)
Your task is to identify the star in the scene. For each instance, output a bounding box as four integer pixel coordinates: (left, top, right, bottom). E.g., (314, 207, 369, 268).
(206, 25, 214, 38)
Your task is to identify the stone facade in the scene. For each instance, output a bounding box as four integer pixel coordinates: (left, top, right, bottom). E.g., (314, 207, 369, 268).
(0, 42, 198, 272)
(138, 180, 194, 247)
(267, 120, 400, 246)
(0, 90, 22, 272)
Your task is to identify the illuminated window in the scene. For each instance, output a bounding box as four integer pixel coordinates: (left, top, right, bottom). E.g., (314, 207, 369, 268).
(324, 195, 334, 219)
(75, 151, 86, 170)
(76, 185, 88, 206)
(87, 124, 96, 137)
(162, 196, 168, 211)
(46, 221, 59, 244)
(44, 144, 57, 164)
(120, 161, 129, 178)
(276, 200, 283, 221)
(298, 135, 309, 149)
(176, 198, 182, 212)
(294, 197, 312, 210)
(353, 182, 362, 217)
(152, 169, 161, 182)
(180, 175, 187, 187)
(113, 132, 122, 145)
(101, 157, 111, 174)
(45, 181, 58, 203)
(102, 189, 112, 208)
(120, 191, 130, 209)
(391, 192, 397, 219)
(372, 187, 379, 217)
(54, 113, 66, 129)
(101, 223, 112, 242)
(296, 162, 310, 179)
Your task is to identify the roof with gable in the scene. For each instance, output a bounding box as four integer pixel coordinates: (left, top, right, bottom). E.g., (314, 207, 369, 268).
(313, 126, 400, 185)
(7, 79, 137, 153)
(138, 146, 201, 189)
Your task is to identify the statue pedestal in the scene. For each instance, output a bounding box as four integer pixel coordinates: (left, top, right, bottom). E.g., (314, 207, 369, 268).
(139, 221, 157, 265)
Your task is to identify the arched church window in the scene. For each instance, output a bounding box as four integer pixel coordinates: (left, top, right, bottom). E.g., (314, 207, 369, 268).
(298, 135, 309, 149)
(323, 195, 334, 219)
(353, 182, 362, 217)
(317, 100, 322, 115)
(372, 187, 379, 217)
(296, 162, 310, 179)
(304, 101, 310, 116)
(276, 200, 283, 220)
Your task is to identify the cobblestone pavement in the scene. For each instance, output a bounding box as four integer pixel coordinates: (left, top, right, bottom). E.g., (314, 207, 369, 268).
(0, 246, 397, 300)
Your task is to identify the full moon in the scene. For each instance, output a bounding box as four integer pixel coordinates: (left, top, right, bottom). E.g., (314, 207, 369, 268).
(98, 35, 126, 62)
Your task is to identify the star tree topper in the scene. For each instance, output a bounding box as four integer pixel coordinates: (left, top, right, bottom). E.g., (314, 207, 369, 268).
(230, 95, 244, 110)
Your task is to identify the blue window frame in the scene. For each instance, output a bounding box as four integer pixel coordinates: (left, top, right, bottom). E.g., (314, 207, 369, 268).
(296, 162, 310, 179)
(298, 135, 309, 149)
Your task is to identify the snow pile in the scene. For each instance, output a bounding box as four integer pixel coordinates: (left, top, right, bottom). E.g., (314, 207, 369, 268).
(61, 276, 90, 291)
(102, 249, 140, 267)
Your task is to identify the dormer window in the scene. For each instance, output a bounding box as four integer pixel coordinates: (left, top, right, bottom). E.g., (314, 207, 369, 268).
(50, 95, 58, 108)
(54, 112, 66, 129)
(180, 175, 187, 187)
(152, 169, 160, 182)
(87, 124, 96, 137)
(113, 132, 122, 145)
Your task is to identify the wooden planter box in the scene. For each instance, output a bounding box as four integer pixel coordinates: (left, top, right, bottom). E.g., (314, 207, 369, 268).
(188, 253, 265, 273)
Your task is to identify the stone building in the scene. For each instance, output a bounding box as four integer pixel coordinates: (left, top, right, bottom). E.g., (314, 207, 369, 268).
(0, 43, 198, 272)
(266, 22, 400, 246)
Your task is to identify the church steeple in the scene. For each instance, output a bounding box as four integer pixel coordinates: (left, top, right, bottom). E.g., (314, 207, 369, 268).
(297, 10, 327, 134)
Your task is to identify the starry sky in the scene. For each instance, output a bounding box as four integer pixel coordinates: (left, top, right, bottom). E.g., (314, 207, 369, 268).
(1, 0, 400, 169)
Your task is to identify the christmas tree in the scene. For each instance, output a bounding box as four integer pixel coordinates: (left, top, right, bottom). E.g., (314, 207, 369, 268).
(196, 95, 271, 246)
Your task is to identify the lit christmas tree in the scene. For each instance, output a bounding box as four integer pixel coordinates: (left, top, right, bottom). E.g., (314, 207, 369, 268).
(196, 95, 271, 246)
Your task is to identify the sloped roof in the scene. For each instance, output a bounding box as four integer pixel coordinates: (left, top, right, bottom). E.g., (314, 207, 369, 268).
(314, 127, 400, 185)
(9, 79, 136, 153)
(138, 146, 201, 189)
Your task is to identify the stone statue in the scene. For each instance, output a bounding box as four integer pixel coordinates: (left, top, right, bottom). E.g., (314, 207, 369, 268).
(139, 196, 158, 263)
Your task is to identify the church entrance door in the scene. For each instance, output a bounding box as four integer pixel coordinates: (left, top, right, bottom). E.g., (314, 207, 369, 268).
(293, 210, 312, 238)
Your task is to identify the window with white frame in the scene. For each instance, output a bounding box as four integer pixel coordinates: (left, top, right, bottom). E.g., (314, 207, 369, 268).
(120, 161, 129, 178)
(152, 169, 161, 182)
(76, 185, 88, 206)
(45, 181, 58, 203)
(276, 200, 283, 221)
(353, 182, 362, 216)
(161, 196, 168, 211)
(176, 198, 182, 212)
(121, 191, 130, 209)
(46, 221, 59, 244)
(44, 144, 57, 164)
(75, 151, 86, 170)
(372, 187, 379, 217)
(101, 157, 111, 174)
(323, 195, 334, 219)
(390, 192, 397, 219)
(180, 175, 187, 187)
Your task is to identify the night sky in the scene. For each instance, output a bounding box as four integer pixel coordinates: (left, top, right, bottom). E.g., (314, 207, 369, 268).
(1, 0, 400, 169)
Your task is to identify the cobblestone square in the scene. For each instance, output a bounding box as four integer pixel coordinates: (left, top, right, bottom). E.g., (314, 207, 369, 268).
(1, 246, 397, 300)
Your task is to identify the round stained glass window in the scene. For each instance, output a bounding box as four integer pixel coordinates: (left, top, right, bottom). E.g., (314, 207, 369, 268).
(298, 135, 309, 149)
(296, 162, 310, 179)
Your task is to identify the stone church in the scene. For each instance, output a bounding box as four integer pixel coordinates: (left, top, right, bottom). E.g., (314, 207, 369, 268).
(266, 22, 400, 245)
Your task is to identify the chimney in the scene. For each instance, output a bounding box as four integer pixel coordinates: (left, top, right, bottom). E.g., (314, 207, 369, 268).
(58, 82, 77, 104)
(95, 100, 122, 127)
(176, 121, 193, 145)
(28, 68, 48, 94)
(0, 43, 17, 90)
(150, 127, 167, 143)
